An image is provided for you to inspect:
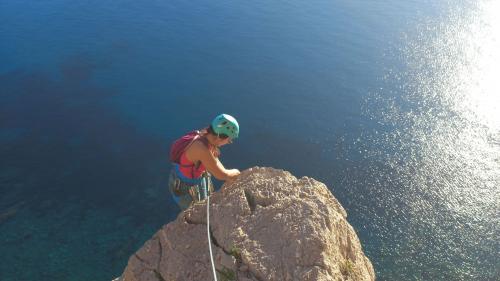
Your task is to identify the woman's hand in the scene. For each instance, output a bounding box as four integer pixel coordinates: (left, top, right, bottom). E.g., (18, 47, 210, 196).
(226, 169, 241, 182)
(221, 169, 240, 192)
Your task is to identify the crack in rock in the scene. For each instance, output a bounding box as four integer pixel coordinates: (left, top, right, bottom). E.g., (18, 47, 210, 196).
(157, 237, 163, 272)
(133, 253, 151, 268)
(204, 213, 264, 281)
(244, 189, 273, 214)
(153, 269, 166, 281)
(244, 189, 256, 212)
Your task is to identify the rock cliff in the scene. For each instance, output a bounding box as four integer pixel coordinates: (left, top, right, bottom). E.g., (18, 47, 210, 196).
(114, 167, 375, 281)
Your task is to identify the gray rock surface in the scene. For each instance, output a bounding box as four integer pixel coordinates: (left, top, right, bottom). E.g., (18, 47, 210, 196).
(115, 167, 375, 281)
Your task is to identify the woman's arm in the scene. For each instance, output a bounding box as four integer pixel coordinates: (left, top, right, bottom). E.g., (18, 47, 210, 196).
(186, 141, 240, 181)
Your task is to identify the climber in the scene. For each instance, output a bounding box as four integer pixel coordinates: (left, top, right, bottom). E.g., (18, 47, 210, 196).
(168, 114, 241, 210)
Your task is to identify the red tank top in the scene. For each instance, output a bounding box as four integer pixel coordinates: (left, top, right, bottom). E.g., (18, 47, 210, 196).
(179, 152, 206, 179)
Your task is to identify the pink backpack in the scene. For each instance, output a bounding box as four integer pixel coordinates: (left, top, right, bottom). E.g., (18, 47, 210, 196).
(169, 130, 202, 164)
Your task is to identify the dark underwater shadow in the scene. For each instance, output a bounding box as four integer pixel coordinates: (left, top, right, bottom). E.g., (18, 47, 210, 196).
(0, 54, 183, 280)
(1, 54, 180, 218)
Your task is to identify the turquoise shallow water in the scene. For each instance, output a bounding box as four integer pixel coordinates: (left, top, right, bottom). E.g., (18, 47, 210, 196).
(1, 0, 499, 280)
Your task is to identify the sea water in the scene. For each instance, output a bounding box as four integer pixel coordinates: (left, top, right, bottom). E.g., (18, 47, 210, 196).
(1, 0, 498, 280)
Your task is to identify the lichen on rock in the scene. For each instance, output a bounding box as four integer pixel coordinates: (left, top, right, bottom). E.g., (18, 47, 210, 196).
(115, 167, 375, 281)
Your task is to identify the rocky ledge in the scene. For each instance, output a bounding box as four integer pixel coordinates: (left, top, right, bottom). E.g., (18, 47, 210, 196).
(114, 167, 375, 281)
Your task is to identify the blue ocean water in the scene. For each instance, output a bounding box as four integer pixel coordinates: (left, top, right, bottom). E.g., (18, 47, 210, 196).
(1, 0, 499, 280)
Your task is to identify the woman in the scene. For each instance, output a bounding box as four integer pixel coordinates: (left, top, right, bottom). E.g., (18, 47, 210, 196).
(169, 114, 241, 210)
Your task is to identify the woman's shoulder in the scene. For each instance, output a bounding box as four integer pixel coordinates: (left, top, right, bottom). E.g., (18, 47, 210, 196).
(184, 138, 209, 162)
(190, 138, 220, 158)
(189, 138, 210, 152)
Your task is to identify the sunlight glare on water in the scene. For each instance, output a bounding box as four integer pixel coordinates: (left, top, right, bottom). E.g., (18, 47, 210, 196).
(461, 0, 500, 132)
(363, 0, 500, 279)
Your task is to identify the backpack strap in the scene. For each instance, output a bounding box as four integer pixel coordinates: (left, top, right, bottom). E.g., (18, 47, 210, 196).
(177, 130, 202, 168)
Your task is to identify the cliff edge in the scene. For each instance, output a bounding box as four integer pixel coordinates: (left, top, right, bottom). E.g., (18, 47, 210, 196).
(114, 167, 375, 281)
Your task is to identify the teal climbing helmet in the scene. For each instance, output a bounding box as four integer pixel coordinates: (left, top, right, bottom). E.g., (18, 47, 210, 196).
(211, 114, 239, 139)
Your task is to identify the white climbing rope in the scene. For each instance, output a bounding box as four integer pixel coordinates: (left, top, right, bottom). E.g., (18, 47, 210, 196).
(207, 189, 218, 281)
